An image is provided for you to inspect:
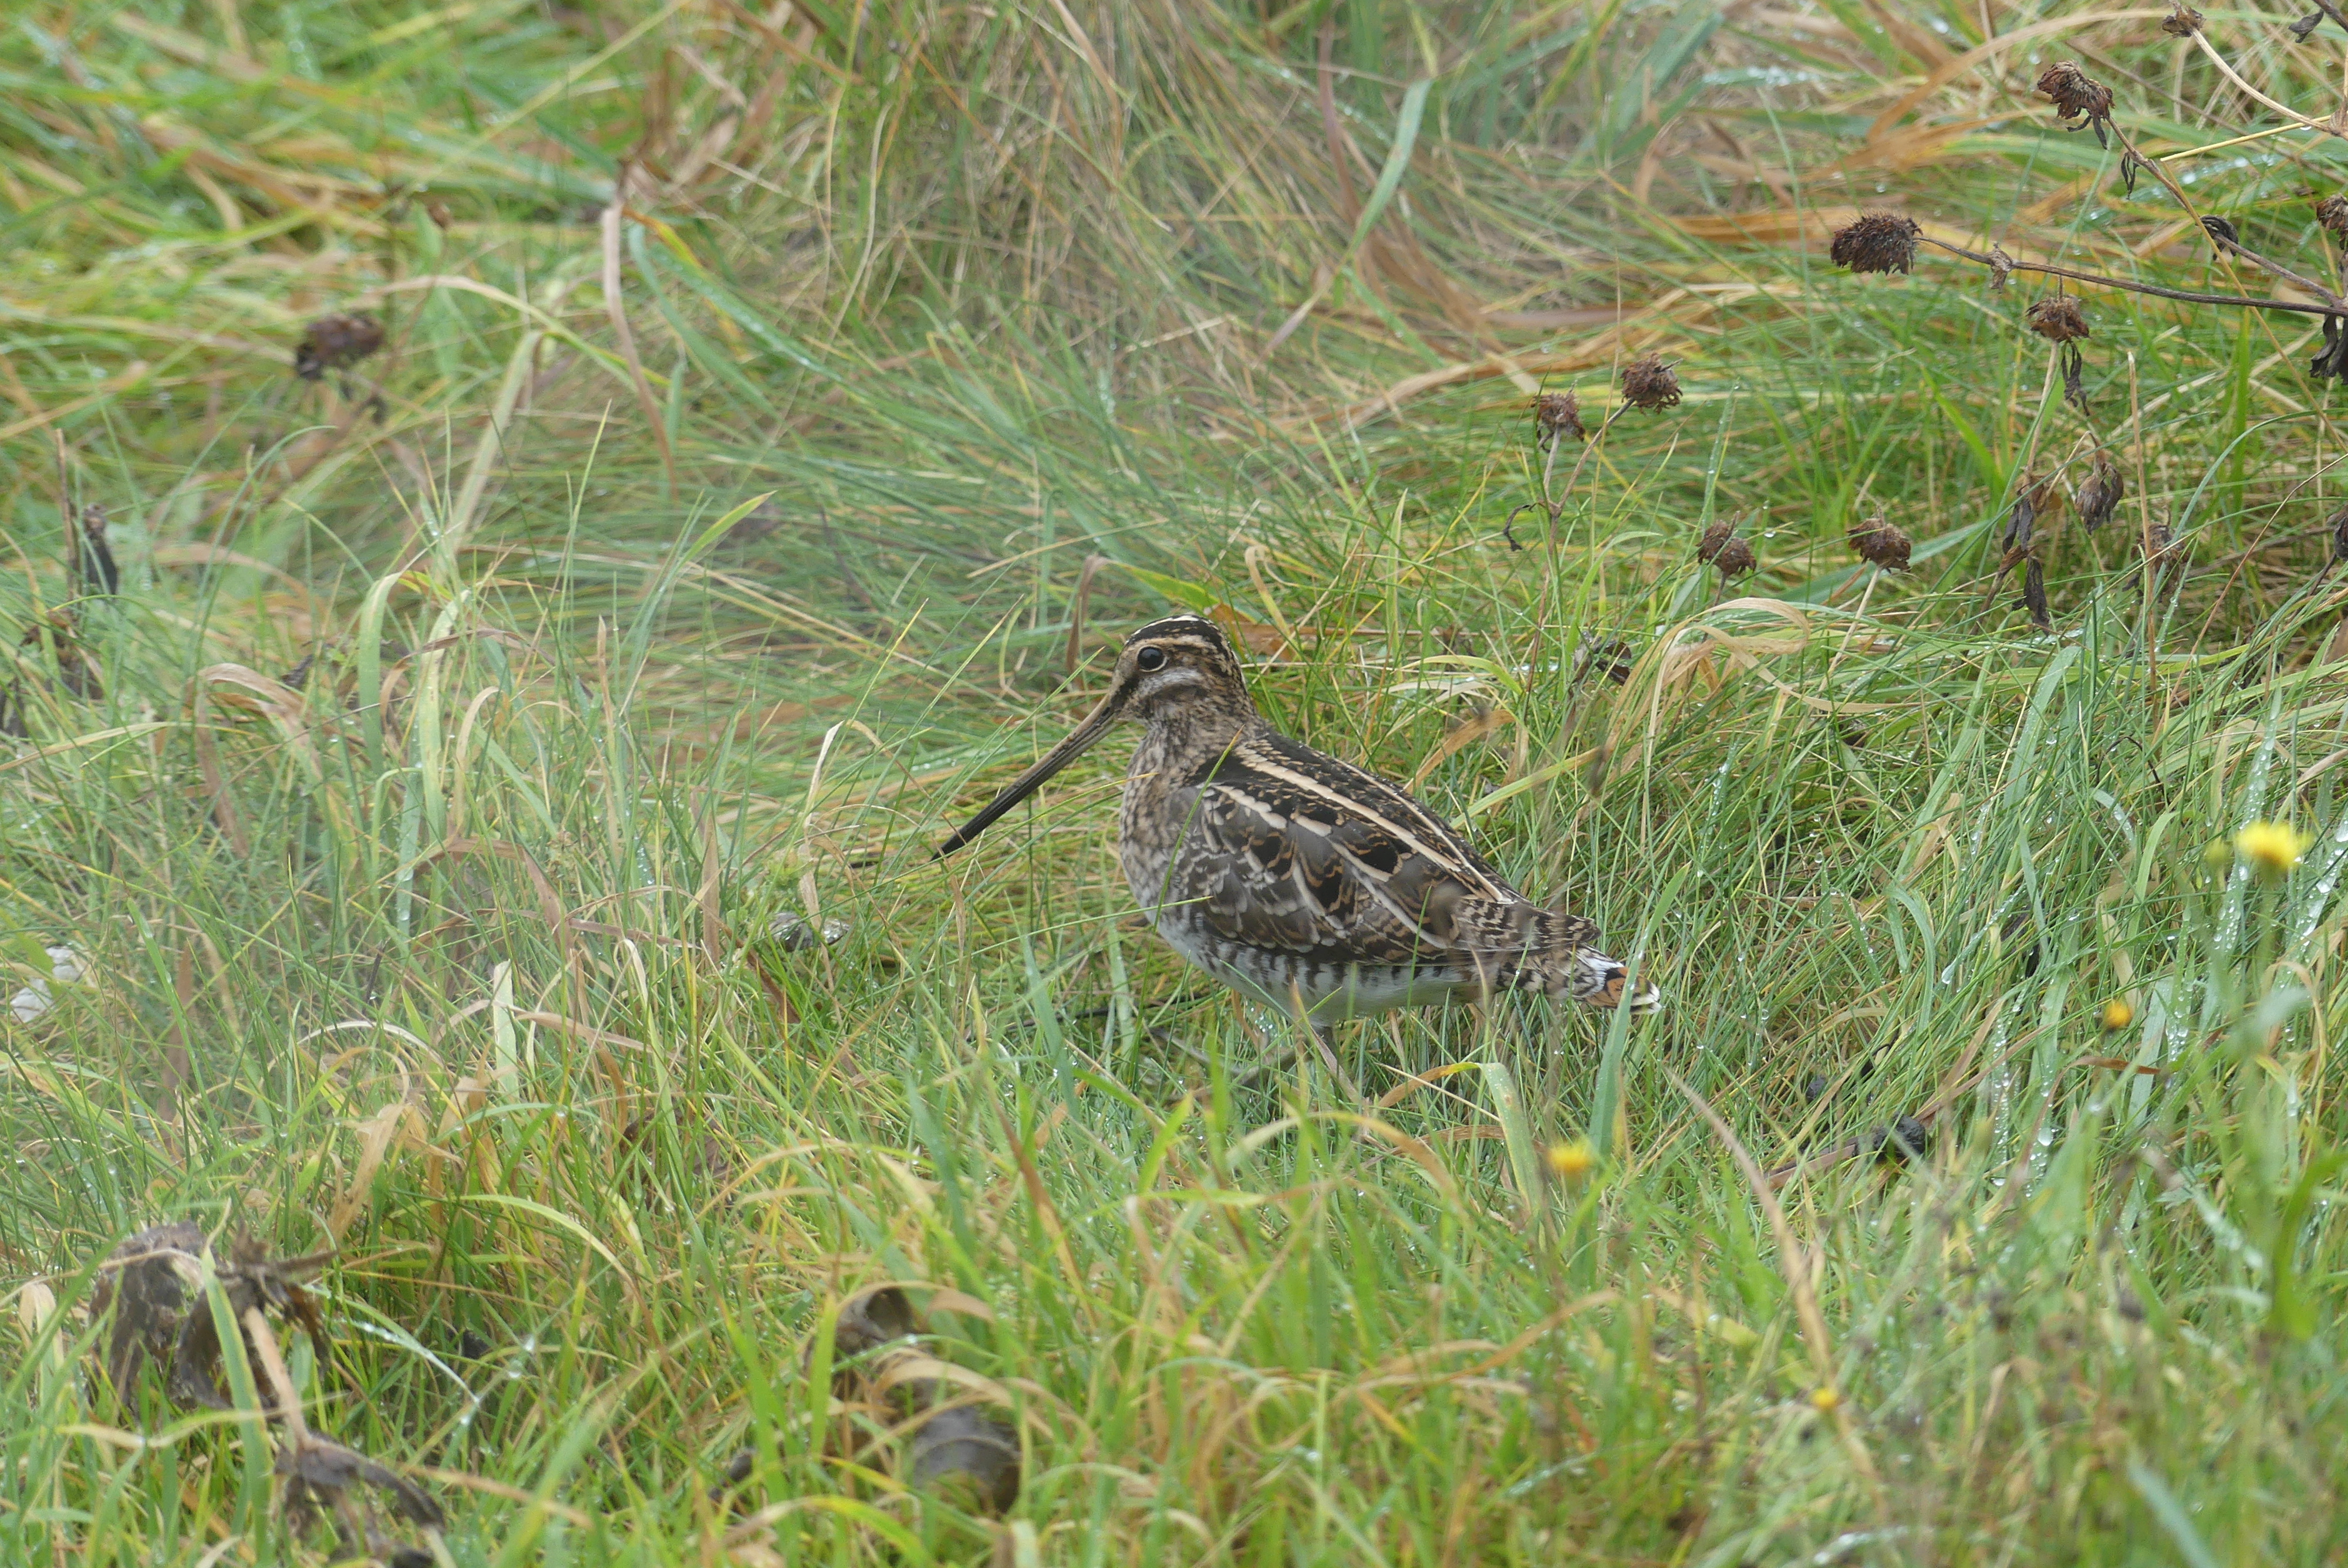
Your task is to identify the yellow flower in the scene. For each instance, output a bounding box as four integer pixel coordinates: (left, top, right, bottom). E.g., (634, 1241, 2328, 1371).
(2234, 821, 2314, 880)
(1810, 1386, 1841, 1412)
(1544, 1139, 1597, 1183)
(2100, 998, 2134, 1032)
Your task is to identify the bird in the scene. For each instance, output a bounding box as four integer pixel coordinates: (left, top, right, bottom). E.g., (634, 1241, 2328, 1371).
(937, 614, 1661, 1023)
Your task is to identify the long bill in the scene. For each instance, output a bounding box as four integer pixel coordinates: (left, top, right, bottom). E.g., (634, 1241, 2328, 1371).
(935, 691, 1121, 857)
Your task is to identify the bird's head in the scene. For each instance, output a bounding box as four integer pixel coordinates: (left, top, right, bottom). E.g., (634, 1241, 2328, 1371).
(936, 615, 1254, 857)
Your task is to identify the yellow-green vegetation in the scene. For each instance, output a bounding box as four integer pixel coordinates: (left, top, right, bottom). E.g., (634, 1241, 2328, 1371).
(5, 1, 2348, 1562)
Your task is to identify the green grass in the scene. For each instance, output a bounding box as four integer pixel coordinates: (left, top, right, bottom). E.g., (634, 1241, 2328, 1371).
(6, 1, 2348, 1562)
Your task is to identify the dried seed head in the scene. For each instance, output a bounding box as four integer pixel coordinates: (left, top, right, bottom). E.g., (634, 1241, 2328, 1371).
(2074, 452, 2125, 529)
(1531, 390, 1584, 444)
(2026, 295, 2090, 343)
(1696, 519, 1757, 576)
(1848, 513, 1912, 570)
(1988, 244, 2017, 290)
(2320, 194, 2348, 239)
(1829, 212, 1923, 275)
(2315, 315, 2348, 382)
(2019, 556, 2052, 630)
(294, 312, 384, 381)
(2161, 4, 2202, 33)
(2002, 477, 2043, 554)
(2036, 62, 2116, 145)
(1620, 354, 1682, 411)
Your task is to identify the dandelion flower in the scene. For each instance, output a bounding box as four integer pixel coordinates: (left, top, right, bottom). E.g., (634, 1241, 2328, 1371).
(1810, 1387, 1841, 1412)
(2234, 821, 2313, 878)
(2100, 998, 2134, 1032)
(1544, 1139, 1597, 1183)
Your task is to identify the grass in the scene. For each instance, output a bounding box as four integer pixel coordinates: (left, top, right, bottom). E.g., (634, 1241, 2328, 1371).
(5, 0, 2348, 1562)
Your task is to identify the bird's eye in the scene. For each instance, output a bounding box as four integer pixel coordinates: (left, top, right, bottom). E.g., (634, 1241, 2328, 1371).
(1135, 646, 1167, 671)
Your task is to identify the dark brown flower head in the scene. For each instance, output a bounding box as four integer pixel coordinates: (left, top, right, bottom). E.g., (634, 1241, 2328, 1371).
(1532, 390, 1584, 444)
(2074, 452, 2125, 529)
(1848, 513, 1912, 570)
(2026, 295, 2090, 343)
(2037, 62, 2116, 145)
(2319, 194, 2348, 239)
(2161, 5, 2202, 34)
(1620, 355, 1682, 411)
(1830, 213, 1923, 275)
(294, 312, 384, 380)
(1696, 519, 1736, 565)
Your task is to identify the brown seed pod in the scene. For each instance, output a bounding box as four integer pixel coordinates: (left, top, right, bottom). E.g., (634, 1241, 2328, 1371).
(2002, 475, 2047, 554)
(2315, 315, 2348, 383)
(2074, 453, 2125, 529)
(1695, 519, 1736, 565)
(2037, 62, 2116, 146)
(2019, 557, 2053, 630)
(294, 313, 384, 381)
(73, 502, 117, 596)
(1848, 513, 1912, 570)
(1620, 354, 1682, 411)
(1829, 213, 1923, 275)
(2319, 194, 2348, 239)
(1531, 390, 1584, 444)
(2161, 5, 2202, 34)
(2026, 295, 2090, 343)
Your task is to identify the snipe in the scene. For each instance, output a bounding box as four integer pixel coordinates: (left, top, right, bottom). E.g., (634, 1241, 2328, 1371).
(939, 617, 1660, 1020)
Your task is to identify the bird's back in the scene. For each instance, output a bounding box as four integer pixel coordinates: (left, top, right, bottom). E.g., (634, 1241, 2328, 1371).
(1121, 719, 1639, 1016)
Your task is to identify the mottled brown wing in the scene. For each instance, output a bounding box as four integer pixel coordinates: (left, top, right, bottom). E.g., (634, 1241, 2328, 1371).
(1174, 732, 1538, 965)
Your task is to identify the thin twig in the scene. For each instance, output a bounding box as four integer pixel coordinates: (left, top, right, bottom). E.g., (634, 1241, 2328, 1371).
(1919, 236, 2340, 319)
